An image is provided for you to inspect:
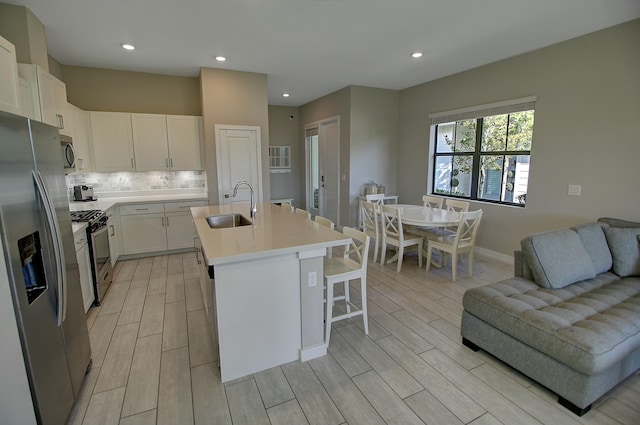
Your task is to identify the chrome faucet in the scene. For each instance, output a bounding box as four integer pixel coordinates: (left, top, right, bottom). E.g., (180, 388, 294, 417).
(232, 180, 256, 219)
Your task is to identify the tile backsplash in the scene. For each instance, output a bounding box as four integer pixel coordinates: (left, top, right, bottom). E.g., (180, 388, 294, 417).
(66, 171, 207, 195)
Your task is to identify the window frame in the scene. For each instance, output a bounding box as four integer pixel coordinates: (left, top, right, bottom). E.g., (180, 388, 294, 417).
(429, 98, 535, 207)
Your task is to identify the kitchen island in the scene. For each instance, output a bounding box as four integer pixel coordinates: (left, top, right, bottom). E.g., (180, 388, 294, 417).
(191, 202, 350, 382)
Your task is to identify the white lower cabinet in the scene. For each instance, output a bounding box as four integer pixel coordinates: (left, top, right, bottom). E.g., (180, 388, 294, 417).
(74, 230, 94, 312)
(120, 201, 206, 255)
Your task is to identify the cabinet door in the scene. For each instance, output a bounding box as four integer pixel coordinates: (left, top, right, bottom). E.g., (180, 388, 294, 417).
(18, 77, 38, 119)
(165, 211, 198, 250)
(54, 80, 69, 135)
(0, 35, 21, 115)
(76, 243, 94, 312)
(120, 213, 168, 255)
(35, 66, 58, 127)
(71, 105, 94, 172)
(90, 112, 135, 172)
(131, 113, 170, 171)
(166, 115, 203, 170)
(107, 208, 121, 266)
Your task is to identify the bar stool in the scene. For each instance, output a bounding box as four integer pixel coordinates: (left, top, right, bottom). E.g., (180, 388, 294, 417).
(295, 208, 312, 220)
(324, 226, 370, 345)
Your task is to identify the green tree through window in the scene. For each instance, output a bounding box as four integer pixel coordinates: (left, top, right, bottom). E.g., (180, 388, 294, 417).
(433, 110, 534, 206)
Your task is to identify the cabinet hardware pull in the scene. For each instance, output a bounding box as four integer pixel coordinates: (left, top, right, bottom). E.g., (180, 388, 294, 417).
(166, 158, 169, 168)
(166, 217, 169, 226)
(161, 217, 165, 226)
(136, 208, 148, 211)
(109, 224, 115, 237)
(170, 158, 173, 168)
(131, 158, 134, 168)
(57, 114, 64, 129)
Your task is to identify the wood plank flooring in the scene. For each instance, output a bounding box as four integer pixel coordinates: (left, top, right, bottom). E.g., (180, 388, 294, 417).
(68, 251, 640, 425)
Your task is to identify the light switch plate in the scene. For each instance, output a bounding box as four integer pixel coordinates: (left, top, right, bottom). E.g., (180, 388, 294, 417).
(308, 271, 317, 287)
(568, 184, 581, 196)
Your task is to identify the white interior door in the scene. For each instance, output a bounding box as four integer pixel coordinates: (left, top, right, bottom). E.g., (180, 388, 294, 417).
(305, 117, 340, 224)
(216, 125, 263, 205)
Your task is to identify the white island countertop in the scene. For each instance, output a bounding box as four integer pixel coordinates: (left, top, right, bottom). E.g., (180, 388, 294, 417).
(192, 203, 350, 266)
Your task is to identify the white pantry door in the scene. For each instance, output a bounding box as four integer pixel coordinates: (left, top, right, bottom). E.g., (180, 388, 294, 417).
(215, 125, 263, 205)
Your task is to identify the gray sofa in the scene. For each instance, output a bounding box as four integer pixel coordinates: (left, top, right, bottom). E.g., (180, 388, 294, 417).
(461, 218, 640, 416)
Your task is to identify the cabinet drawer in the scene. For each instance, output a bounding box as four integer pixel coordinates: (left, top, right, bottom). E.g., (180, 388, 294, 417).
(119, 203, 165, 215)
(164, 200, 207, 213)
(73, 231, 88, 251)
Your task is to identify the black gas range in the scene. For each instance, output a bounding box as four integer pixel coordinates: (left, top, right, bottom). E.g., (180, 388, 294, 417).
(70, 209, 112, 304)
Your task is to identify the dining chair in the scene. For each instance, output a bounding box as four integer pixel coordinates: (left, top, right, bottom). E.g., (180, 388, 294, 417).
(295, 208, 311, 219)
(423, 195, 444, 209)
(380, 205, 423, 272)
(426, 209, 483, 281)
(360, 200, 380, 262)
(445, 199, 469, 213)
(365, 193, 385, 204)
(314, 215, 335, 230)
(279, 202, 293, 213)
(324, 226, 370, 345)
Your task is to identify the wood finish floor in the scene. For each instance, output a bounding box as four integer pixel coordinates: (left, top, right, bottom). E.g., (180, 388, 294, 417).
(67, 251, 640, 425)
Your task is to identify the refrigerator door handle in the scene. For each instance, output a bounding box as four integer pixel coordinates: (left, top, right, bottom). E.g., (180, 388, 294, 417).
(32, 170, 67, 326)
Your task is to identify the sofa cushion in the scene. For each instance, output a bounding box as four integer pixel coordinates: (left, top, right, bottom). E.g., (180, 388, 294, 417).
(572, 222, 612, 274)
(598, 217, 640, 229)
(521, 229, 596, 289)
(605, 227, 640, 277)
(462, 274, 640, 375)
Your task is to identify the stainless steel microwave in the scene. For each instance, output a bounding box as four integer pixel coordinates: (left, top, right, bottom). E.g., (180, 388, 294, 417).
(60, 134, 75, 174)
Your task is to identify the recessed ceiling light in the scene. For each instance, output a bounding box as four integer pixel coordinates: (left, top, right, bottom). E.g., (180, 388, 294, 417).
(215, 56, 227, 62)
(282, 93, 290, 98)
(121, 43, 135, 51)
(411, 52, 423, 58)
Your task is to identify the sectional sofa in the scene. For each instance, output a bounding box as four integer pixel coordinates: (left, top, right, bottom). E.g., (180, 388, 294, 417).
(461, 218, 640, 415)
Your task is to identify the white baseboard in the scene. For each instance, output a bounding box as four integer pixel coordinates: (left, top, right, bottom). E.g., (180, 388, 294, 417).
(475, 246, 513, 266)
(300, 343, 327, 362)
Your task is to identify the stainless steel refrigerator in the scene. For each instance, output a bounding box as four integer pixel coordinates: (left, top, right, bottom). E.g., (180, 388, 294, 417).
(0, 110, 91, 425)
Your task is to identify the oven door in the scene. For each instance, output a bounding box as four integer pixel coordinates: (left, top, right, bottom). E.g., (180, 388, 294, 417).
(90, 224, 112, 303)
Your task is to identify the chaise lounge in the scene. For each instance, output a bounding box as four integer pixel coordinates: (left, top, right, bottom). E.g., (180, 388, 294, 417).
(461, 218, 640, 415)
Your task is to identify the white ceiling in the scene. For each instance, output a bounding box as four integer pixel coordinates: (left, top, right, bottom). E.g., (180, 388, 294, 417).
(7, 0, 640, 106)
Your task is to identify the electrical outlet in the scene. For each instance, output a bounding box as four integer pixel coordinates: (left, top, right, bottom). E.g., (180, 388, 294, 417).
(308, 271, 317, 287)
(568, 184, 581, 196)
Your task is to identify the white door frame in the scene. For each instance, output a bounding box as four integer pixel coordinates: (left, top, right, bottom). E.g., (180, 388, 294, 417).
(304, 116, 340, 224)
(215, 124, 263, 205)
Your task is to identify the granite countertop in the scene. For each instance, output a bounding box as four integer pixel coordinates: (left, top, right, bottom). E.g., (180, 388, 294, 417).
(191, 202, 350, 266)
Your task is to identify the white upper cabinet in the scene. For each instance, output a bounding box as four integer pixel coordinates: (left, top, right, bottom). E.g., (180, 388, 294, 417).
(17, 64, 67, 129)
(90, 111, 135, 172)
(69, 103, 93, 172)
(18, 77, 38, 119)
(131, 113, 170, 171)
(0, 35, 21, 115)
(131, 113, 203, 171)
(166, 115, 203, 170)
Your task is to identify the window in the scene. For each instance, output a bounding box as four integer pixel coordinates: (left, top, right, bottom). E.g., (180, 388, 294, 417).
(430, 97, 535, 206)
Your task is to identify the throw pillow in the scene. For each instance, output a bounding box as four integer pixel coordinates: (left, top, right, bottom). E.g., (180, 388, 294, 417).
(571, 222, 612, 274)
(521, 228, 596, 289)
(604, 227, 640, 277)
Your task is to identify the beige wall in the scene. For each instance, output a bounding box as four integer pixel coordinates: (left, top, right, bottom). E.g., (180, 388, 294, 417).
(398, 19, 640, 256)
(199, 67, 270, 205)
(268, 106, 301, 203)
(61, 66, 201, 115)
(47, 55, 62, 79)
(349, 86, 399, 226)
(299, 87, 351, 224)
(0, 3, 48, 70)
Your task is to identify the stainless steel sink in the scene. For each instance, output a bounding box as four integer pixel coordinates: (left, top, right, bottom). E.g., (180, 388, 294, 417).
(206, 213, 252, 228)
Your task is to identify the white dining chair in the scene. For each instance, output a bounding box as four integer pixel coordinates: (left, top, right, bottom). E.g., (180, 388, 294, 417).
(365, 193, 385, 204)
(324, 226, 370, 345)
(426, 209, 483, 281)
(295, 208, 311, 220)
(380, 205, 423, 272)
(279, 202, 293, 213)
(423, 195, 444, 209)
(360, 200, 380, 262)
(314, 215, 335, 230)
(445, 199, 469, 213)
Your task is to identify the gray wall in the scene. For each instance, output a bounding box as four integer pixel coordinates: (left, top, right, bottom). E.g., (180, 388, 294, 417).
(398, 19, 640, 256)
(268, 106, 301, 203)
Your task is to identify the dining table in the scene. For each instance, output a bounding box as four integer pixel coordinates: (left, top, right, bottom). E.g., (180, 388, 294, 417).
(381, 204, 462, 267)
